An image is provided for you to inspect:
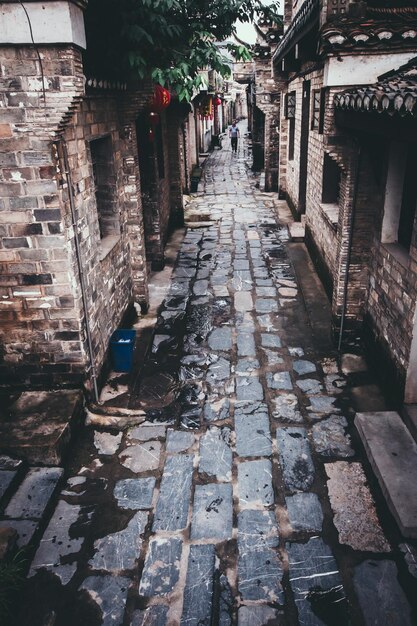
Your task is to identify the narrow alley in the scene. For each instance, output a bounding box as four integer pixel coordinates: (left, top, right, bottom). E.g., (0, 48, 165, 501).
(8, 128, 416, 626)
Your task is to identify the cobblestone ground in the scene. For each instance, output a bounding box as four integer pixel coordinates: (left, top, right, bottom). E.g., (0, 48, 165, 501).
(19, 128, 416, 626)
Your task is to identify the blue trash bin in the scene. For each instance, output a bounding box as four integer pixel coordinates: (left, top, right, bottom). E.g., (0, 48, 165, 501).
(110, 329, 136, 372)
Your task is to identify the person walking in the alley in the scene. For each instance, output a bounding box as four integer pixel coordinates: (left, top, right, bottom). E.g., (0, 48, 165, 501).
(229, 121, 240, 153)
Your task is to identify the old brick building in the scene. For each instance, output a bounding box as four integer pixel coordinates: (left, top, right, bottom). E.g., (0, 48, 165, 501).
(0, 0, 191, 398)
(241, 15, 283, 191)
(271, 0, 417, 405)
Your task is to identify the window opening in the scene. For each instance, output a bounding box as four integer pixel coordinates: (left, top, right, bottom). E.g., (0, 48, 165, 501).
(90, 135, 119, 239)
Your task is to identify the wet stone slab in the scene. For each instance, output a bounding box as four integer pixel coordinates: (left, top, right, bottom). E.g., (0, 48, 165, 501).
(353, 560, 413, 626)
(260, 333, 282, 348)
(114, 478, 156, 510)
(131, 606, 169, 626)
(128, 424, 166, 441)
(208, 328, 232, 351)
(325, 462, 390, 552)
(238, 510, 283, 603)
(153, 455, 194, 531)
(286, 492, 324, 533)
(255, 298, 278, 313)
(139, 536, 182, 597)
(206, 357, 231, 384)
(236, 376, 264, 402)
(0, 519, 37, 548)
(90, 510, 148, 573)
(238, 459, 274, 507)
(79, 575, 130, 626)
(193, 279, 209, 296)
(94, 431, 123, 455)
(266, 371, 293, 391)
(191, 483, 233, 540)
(235, 408, 272, 458)
(263, 349, 284, 366)
(204, 397, 230, 422)
(0, 470, 17, 502)
(296, 378, 323, 395)
(181, 544, 216, 625)
(166, 429, 195, 453)
(29, 500, 90, 584)
(293, 360, 317, 376)
(238, 509, 279, 548)
(199, 427, 232, 480)
(307, 396, 340, 415)
(272, 393, 303, 423)
(237, 332, 256, 357)
(287, 537, 348, 626)
(235, 359, 259, 375)
(312, 416, 354, 458)
(234, 292, 253, 311)
(5, 467, 63, 520)
(276, 428, 315, 492)
(119, 441, 162, 473)
(238, 606, 284, 625)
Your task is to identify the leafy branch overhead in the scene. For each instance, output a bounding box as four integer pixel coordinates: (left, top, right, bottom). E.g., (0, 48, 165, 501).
(84, 0, 281, 99)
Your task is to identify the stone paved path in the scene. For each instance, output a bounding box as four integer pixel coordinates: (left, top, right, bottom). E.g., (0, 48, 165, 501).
(16, 126, 416, 626)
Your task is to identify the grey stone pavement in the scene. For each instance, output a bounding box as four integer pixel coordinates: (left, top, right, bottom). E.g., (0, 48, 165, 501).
(9, 126, 417, 625)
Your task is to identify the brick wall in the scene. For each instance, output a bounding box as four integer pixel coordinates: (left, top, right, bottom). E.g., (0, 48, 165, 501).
(0, 45, 86, 388)
(252, 62, 282, 191)
(0, 44, 150, 392)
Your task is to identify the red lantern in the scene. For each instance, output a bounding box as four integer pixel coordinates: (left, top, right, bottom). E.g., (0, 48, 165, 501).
(215, 96, 222, 106)
(152, 84, 171, 113)
(149, 111, 160, 126)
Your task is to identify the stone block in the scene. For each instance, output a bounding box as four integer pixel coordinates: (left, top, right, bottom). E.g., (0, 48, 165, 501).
(287, 537, 348, 626)
(114, 478, 155, 510)
(29, 500, 89, 584)
(325, 461, 390, 552)
(276, 427, 314, 492)
(355, 411, 417, 538)
(237, 459, 274, 507)
(5, 467, 63, 520)
(89, 511, 148, 573)
(79, 575, 130, 626)
(139, 536, 182, 597)
(191, 483, 233, 540)
(153, 455, 194, 531)
(354, 560, 413, 626)
(0, 390, 84, 465)
(181, 544, 216, 624)
(199, 427, 232, 480)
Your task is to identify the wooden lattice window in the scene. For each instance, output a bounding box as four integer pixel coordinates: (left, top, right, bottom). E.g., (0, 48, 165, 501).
(311, 89, 326, 132)
(285, 91, 296, 119)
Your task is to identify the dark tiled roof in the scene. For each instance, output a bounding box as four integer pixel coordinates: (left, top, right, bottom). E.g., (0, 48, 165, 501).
(321, 9, 417, 53)
(272, 0, 320, 64)
(334, 56, 417, 116)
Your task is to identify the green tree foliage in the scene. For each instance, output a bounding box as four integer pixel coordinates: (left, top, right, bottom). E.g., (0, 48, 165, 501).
(84, 0, 280, 99)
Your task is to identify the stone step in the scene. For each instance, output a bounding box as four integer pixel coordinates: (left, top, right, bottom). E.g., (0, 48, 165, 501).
(1, 466, 64, 549)
(288, 221, 305, 241)
(355, 411, 417, 538)
(0, 390, 84, 465)
(402, 404, 417, 444)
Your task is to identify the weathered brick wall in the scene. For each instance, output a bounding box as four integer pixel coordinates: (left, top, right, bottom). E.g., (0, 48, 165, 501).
(58, 89, 150, 384)
(252, 62, 282, 191)
(359, 145, 417, 390)
(283, 75, 303, 210)
(305, 72, 340, 290)
(0, 44, 150, 391)
(367, 237, 417, 381)
(166, 104, 187, 227)
(0, 45, 86, 388)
